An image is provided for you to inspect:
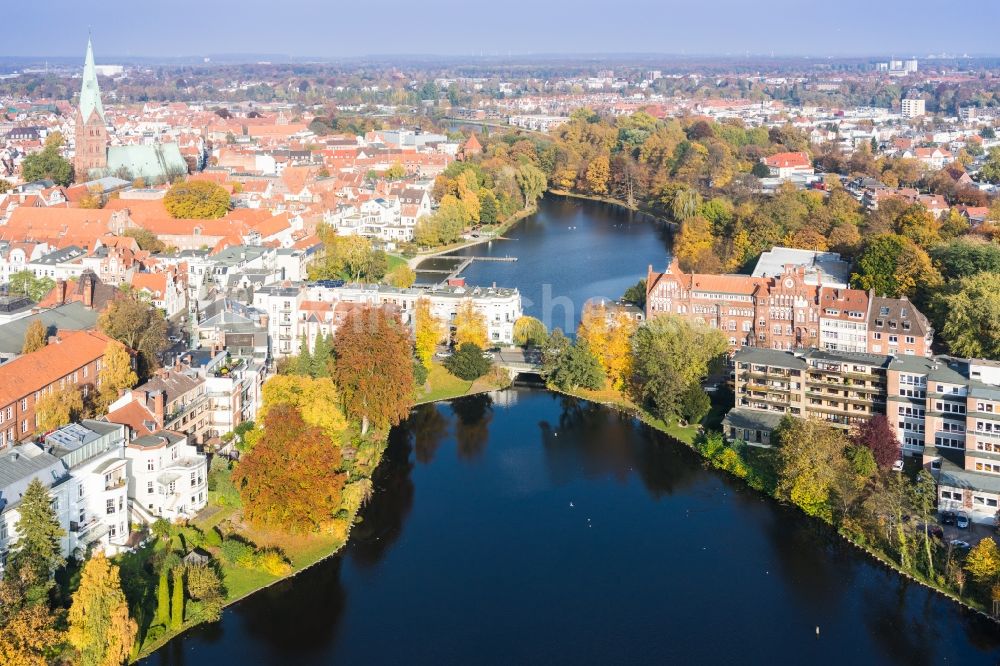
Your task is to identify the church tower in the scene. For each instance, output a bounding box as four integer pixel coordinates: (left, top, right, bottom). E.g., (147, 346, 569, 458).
(74, 38, 108, 182)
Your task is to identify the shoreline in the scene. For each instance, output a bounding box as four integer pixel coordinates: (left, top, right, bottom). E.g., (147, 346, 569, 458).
(407, 203, 538, 270)
(545, 189, 677, 229)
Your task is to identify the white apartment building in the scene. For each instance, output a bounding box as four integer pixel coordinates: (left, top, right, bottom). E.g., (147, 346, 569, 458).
(45, 420, 130, 556)
(901, 98, 926, 118)
(307, 282, 524, 346)
(125, 430, 208, 523)
(0, 444, 71, 574)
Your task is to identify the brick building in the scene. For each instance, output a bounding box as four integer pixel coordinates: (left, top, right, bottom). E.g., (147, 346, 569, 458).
(645, 257, 932, 356)
(0, 330, 121, 448)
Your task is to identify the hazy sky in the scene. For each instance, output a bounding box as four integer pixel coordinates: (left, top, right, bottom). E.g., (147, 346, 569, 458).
(8, 0, 1000, 58)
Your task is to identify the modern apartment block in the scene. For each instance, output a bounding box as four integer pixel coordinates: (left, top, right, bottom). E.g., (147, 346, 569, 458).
(724, 347, 890, 445)
(886, 356, 1000, 524)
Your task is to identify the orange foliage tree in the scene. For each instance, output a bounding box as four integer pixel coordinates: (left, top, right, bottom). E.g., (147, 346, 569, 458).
(332, 307, 414, 435)
(233, 404, 347, 533)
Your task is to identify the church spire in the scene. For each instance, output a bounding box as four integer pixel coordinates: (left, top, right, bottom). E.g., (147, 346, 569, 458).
(79, 37, 105, 124)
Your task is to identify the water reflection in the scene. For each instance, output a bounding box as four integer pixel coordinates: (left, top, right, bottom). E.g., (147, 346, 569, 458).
(144, 388, 1000, 666)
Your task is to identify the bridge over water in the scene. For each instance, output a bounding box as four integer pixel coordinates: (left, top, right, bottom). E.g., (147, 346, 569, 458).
(494, 347, 543, 377)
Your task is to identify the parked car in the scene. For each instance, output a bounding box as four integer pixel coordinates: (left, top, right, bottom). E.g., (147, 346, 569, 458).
(941, 511, 957, 526)
(891, 459, 904, 472)
(950, 539, 972, 549)
(917, 522, 945, 539)
(957, 513, 971, 529)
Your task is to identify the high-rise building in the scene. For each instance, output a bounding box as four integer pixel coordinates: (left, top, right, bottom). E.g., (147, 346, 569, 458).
(901, 97, 926, 117)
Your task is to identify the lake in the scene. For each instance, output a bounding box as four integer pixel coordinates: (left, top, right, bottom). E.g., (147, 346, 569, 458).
(145, 197, 1000, 665)
(146, 388, 1000, 665)
(417, 195, 672, 333)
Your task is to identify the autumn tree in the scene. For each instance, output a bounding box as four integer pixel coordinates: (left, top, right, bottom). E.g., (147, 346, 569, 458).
(966, 537, 1000, 587)
(98, 290, 167, 378)
(775, 417, 849, 520)
(233, 404, 347, 532)
(512, 316, 548, 347)
(5, 479, 65, 606)
(385, 264, 416, 288)
(0, 604, 63, 666)
(453, 300, 488, 348)
(163, 180, 230, 219)
(585, 155, 610, 194)
(67, 552, 136, 666)
(35, 386, 84, 432)
(414, 298, 445, 370)
(850, 414, 901, 470)
(21, 320, 48, 354)
(515, 163, 546, 207)
(673, 216, 717, 272)
(332, 307, 415, 434)
(122, 228, 167, 253)
(254, 375, 348, 444)
(96, 342, 138, 412)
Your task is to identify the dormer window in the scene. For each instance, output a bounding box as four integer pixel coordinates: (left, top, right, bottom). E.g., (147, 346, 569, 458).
(879, 307, 890, 316)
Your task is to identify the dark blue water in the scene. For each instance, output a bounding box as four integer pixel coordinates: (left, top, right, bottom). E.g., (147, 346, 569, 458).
(148, 389, 1000, 665)
(430, 195, 672, 333)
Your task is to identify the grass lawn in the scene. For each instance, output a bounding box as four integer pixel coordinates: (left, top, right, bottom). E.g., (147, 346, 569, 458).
(416, 363, 474, 403)
(386, 253, 408, 271)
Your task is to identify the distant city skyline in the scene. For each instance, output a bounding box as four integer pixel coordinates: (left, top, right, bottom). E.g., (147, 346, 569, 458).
(5, 0, 1000, 59)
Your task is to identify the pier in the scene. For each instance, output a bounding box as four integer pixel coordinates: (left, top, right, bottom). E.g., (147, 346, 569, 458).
(418, 255, 518, 281)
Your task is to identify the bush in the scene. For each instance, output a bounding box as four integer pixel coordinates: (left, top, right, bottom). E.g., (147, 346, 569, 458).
(203, 527, 223, 548)
(680, 383, 712, 425)
(255, 550, 292, 577)
(444, 343, 491, 380)
(219, 537, 254, 565)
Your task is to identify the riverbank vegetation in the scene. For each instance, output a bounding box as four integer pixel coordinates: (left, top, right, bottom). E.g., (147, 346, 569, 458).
(534, 110, 1000, 358)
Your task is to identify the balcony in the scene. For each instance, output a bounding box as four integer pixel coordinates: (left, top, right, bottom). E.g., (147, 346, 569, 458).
(105, 477, 126, 491)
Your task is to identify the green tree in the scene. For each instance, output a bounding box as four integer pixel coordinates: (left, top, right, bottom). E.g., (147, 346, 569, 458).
(154, 568, 170, 627)
(444, 343, 491, 380)
(851, 233, 941, 298)
(930, 237, 1000, 281)
(548, 339, 605, 391)
(163, 180, 230, 219)
(21, 134, 73, 186)
(622, 279, 647, 309)
(67, 552, 136, 666)
(8, 271, 55, 302)
(934, 272, 1000, 358)
(311, 333, 332, 378)
(21, 319, 48, 354)
(479, 190, 499, 225)
(170, 567, 184, 630)
(98, 290, 168, 379)
(679, 383, 711, 425)
(295, 334, 313, 376)
(5, 479, 65, 606)
(515, 163, 546, 208)
(512, 316, 548, 347)
(541, 328, 571, 376)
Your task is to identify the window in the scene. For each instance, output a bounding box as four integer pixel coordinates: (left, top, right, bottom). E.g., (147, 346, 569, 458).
(975, 462, 1000, 475)
(974, 495, 1000, 507)
(889, 335, 898, 344)
(147, 481, 154, 494)
(106, 498, 115, 515)
(905, 336, 915, 344)
(20, 399, 27, 410)
(190, 472, 196, 487)
(147, 459, 155, 471)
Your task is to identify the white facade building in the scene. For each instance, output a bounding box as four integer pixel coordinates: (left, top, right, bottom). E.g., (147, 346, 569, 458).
(125, 430, 207, 523)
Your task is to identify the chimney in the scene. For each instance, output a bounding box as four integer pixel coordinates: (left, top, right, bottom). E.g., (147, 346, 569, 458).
(56, 279, 66, 305)
(82, 273, 95, 308)
(152, 390, 165, 426)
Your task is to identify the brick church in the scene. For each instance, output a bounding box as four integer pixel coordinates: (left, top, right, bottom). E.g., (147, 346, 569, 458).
(73, 38, 187, 184)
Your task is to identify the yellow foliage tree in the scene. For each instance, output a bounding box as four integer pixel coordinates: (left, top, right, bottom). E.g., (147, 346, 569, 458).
(96, 343, 138, 412)
(453, 300, 488, 348)
(414, 298, 445, 370)
(456, 172, 481, 224)
(21, 320, 47, 354)
(604, 311, 638, 391)
(256, 375, 348, 441)
(585, 155, 611, 194)
(67, 552, 136, 666)
(35, 386, 83, 432)
(673, 216, 715, 272)
(0, 604, 64, 666)
(577, 301, 610, 375)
